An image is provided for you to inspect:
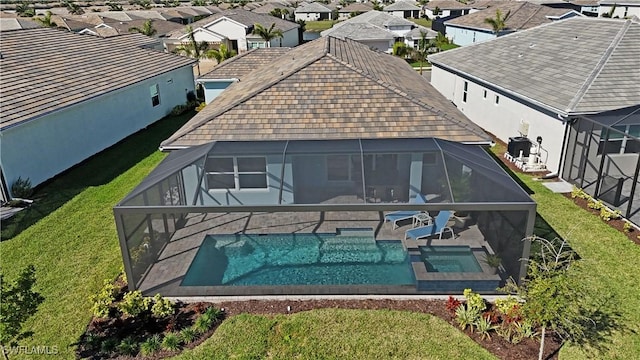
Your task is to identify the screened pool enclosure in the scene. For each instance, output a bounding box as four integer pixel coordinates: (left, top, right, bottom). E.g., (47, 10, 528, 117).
(114, 138, 536, 297)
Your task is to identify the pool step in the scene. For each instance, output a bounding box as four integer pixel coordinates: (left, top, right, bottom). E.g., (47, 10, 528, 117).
(335, 228, 375, 238)
(320, 236, 382, 263)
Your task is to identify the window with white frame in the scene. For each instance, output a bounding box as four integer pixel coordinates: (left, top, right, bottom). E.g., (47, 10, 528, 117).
(462, 81, 468, 103)
(205, 157, 267, 190)
(150, 84, 160, 107)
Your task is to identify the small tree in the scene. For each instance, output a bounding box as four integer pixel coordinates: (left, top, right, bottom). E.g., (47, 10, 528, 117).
(252, 23, 283, 47)
(129, 19, 157, 37)
(106, 1, 123, 11)
(173, 25, 209, 75)
(205, 43, 236, 64)
(0, 265, 45, 359)
(502, 236, 619, 360)
(15, 2, 35, 17)
(484, 9, 510, 35)
(392, 41, 409, 58)
(33, 10, 57, 28)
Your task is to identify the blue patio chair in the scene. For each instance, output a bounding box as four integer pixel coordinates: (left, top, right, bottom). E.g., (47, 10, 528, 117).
(405, 210, 454, 240)
(384, 194, 427, 229)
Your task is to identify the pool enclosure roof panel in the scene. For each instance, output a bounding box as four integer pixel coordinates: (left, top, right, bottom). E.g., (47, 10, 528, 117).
(580, 105, 640, 140)
(118, 138, 534, 207)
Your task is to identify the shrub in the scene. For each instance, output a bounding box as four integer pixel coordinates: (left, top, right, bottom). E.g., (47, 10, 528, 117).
(455, 303, 479, 331)
(623, 221, 633, 233)
(118, 291, 151, 317)
(11, 176, 33, 198)
(570, 186, 588, 200)
(195, 102, 207, 112)
(151, 294, 175, 318)
(193, 312, 216, 334)
(162, 332, 181, 351)
(600, 207, 621, 221)
(474, 316, 497, 340)
(445, 296, 462, 316)
(171, 104, 188, 116)
(587, 198, 603, 210)
(180, 327, 197, 344)
(117, 336, 139, 356)
(463, 288, 485, 313)
(90, 279, 117, 318)
(514, 319, 538, 339)
(494, 295, 519, 315)
(100, 337, 118, 354)
(83, 332, 101, 351)
(139, 335, 161, 356)
(203, 306, 224, 322)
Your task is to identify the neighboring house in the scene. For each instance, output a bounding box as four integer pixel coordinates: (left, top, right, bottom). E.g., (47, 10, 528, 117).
(428, 17, 640, 178)
(423, 0, 479, 19)
(294, 2, 333, 21)
(165, 9, 299, 53)
(115, 36, 537, 297)
(337, 3, 372, 20)
(0, 11, 40, 31)
(198, 47, 292, 103)
(321, 10, 436, 52)
(600, 0, 640, 18)
(384, 1, 421, 19)
(252, 2, 295, 17)
(0, 28, 196, 201)
(445, 2, 582, 46)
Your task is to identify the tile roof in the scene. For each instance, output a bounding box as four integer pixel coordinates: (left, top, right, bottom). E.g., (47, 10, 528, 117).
(252, 3, 294, 15)
(339, 3, 373, 13)
(428, 17, 640, 115)
(162, 36, 490, 148)
(168, 8, 299, 38)
(425, 0, 479, 10)
(0, 17, 40, 31)
(295, 2, 332, 13)
(322, 10, 426, 40)
(445, 2, 578, 31)
(384, 1, 421, 11)
(0, 28, 195, 129)
(199, 47, 292, 80)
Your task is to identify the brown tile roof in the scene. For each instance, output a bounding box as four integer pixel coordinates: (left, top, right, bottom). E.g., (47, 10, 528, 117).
(199, 47, 292, 80)
(446, 2, 577, 31)
(339, 3, 373, 13)
(0, 28, 195, 129)
(162, 36, 489, 148)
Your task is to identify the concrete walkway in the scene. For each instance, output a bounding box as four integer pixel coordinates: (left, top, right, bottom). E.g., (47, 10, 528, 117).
(542, 180, 574, 193)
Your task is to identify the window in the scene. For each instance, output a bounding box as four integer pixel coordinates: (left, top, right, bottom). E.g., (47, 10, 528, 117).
(495, 95, 500, 105)
(598, 125, 640, 155)
(483, 90, 487, 99)
(150, 84, 160, 107)
(205, 157, 267, 190)
(462, 81, 468, 103)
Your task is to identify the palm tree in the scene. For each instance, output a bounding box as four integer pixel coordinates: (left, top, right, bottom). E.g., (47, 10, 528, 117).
(484, 9, 510, 35)
(16, 1, 35, 17)
(205, 44, 237, 64)
(173, 25, 210, 75)
(107, 2, 123, 11)
(252, 23, 283, 47)
(64, 0, 85, 15)
(33, 10, 57, 28)
(411, 30, 430, 75)
(434, 32, 450, 52)
(129, 19, 157, 37)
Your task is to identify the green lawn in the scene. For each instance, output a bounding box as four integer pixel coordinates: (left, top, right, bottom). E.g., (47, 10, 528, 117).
(409, 18, 432, 28)
(173, 309, 495, 360)
(304, 20, 337, 32)
(1, 125, 639, 359)
(0, 112, 194, 359)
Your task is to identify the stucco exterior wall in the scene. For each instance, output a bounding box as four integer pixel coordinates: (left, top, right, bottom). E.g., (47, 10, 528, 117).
(201, 80, 235, 104)
(0, 66, 195, 193)
(430, 65, 567, 172)
(600, 4, 640, 17)
(295, 12, 322, 21)
(206, 19, 249, 52)
(446, 26, 495, 46)
(275, 28, 300, 48)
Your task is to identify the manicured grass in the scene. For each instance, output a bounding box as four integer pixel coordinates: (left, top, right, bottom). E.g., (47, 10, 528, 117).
(305, 20, 337, 32)
(173, 309, 496, 360)
(0, 112, 194, 359)
(409, 17, 433, 28)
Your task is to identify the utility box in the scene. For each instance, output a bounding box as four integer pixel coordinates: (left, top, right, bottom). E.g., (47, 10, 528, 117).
(508, 137, 531, 158)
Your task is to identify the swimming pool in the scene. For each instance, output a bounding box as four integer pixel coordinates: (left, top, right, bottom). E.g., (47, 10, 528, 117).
(419, 246, 482, 273)
(181, 233, 414, 286)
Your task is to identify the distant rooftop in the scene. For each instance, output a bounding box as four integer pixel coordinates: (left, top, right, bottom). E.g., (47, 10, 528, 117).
(199, 47, 292, 80)
(429, 17, 640, 115)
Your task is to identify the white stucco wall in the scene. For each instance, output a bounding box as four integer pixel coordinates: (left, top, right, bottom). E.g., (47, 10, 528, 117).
(430, 65, 567, 172)
(206, 18, 249, 52)
(0, 66, 195, 193)
(600, 4, 640, 17)
(276, 28, 300, 48)
(295, 12, 321, 21)
(446, 26, 495, 46)
(361, 39, 394, 52)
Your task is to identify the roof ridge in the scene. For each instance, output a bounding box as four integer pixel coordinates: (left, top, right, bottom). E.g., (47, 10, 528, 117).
(325, 48, 488, 140)
(164, 40, 330, 147)
(566, 19, 632, 113)
(516, 4, 544, 31)
(200, 47, 259, 77)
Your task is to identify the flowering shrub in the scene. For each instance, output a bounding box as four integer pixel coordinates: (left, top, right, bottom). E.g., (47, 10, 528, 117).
(445, 296, 462, 315)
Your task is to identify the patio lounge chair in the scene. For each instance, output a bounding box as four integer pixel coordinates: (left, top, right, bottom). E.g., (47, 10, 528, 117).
(405, 210, 454, 240)
(384, 194, 427, 229)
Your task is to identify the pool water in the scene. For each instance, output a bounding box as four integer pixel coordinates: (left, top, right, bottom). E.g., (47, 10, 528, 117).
(419, 246, 482, 273)
(181, 233, 414, 286)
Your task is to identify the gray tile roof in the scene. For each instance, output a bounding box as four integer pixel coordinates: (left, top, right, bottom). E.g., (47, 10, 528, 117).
(0, 28, 195, 129)
(162, 36, 490, 148)
(0, 17, 40, 31)
(425, 0, 479, 10)
(168, 8, 299, 38)
(339, 3, 373, 13)
(199, 47, 292, 80)
(445, 2, 579, 31)
(295, 2, 332, 13)
(384, 1, 421, 11)
(322, 10, 419, 39)
(428, 17, 640, 115)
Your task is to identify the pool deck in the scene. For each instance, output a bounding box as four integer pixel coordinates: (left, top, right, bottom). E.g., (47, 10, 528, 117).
(137, 211, 500, 296)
